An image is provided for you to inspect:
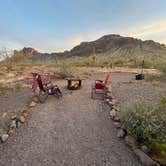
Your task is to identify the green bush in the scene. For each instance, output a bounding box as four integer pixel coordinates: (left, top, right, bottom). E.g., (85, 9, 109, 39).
(54, 62, 73, 79)
(146, 62, 166, 82)
(120, 99, 166, 143)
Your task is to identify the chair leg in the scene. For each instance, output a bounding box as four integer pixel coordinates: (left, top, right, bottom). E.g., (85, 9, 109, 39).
(91, 88, 94, 99)
(103, 87, 109, 100)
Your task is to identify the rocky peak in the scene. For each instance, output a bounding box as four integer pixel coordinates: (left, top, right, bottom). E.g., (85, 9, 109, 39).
(22, 47, 38, 56)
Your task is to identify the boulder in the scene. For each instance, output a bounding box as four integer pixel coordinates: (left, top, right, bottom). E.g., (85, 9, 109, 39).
(16, 121, 22, 128)
(134, 149, 158, 166)
(114, 116, 121, 122)
(117, 128, 126, 139)
(32, 96, 39, 103)
(11, 115, 17, 120)
(114, 122, 121, 128)
(110, 109, 116, 119)
(22, 111, 29, 118)
(29, 101, 37, 107)
(1, 134, 9, 142)
(141, 145, 149, 153)
(8, 128, 15, 136)
(10, 120, 17, 129)
(105, 99, 110, 103)
(124, 135, 137, 150)
(113, 106, 119, 111)
(107, 101, 113, 107)
(19, 116, 25, 123)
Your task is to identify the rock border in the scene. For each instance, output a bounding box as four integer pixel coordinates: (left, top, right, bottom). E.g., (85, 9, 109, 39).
(105, 91, 160, 166)
(0, 95, 38, 144)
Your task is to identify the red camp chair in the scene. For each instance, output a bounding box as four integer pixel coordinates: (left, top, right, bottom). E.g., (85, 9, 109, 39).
(91, 73, 110, 99)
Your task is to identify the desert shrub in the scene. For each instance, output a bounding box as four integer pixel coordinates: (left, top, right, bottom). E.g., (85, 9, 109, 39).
(158, 65, 166, 81)
(112, 58, 125, 67)
(142, 59, 154, 69)
(14, 83, 23, 90)
(0, 83, 13, 93)
(120, 99, 166, 143)
(54, 62, 73, 79)
(146, 62, 166, 82)
(3, 56, 13, 71)
(145, 74, 161, 82)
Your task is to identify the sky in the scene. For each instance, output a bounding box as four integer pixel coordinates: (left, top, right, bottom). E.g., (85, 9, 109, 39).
(0, 0, 166, 53)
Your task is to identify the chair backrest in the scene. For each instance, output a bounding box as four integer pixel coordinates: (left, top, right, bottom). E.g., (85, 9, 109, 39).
(104, 74, 110, 85)
(32, 73, 46, 92)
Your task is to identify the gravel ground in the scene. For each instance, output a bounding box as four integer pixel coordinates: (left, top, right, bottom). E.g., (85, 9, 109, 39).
(0, 89, 32, 117)
(110, 73, 166, 107)
(0, 75, 142, 166)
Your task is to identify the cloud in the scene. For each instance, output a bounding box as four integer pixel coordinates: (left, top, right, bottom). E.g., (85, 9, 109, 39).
(67, 36, 85, 49)
(124, 20, 166, 43)
(86, 20, 166, 45)
(156, 38, 166, 45)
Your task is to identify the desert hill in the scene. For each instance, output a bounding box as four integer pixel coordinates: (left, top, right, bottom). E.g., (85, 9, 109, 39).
(13, 34, 166, 61)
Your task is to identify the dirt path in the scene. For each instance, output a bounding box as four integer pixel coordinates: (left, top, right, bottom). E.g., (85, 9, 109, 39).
(0, 75, 142, 166)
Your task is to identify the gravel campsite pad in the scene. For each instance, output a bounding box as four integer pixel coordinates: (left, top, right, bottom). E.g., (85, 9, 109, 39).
(0, 72, 165, 166)
(110, 73, 165, 107)
(0, 88, 32, 117)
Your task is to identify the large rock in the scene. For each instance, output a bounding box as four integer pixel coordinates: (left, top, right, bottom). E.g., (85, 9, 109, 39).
(114, 122, 121, 128)
(134, 149, 158, 166)
(105, 99, 110, 103)
(19, 116, 25, 123)
(16, 121, 21, 128)
(117, 128, 126, 139)
(22, 110, 29, 118)
(29, 101, 37, 107)
(141, 145, 149, 153)
(11, 115, 17, 120)
(124, 135, 137, 150)
(32, 96, 39, 103)
(10, 120, 17, 129)
(1, 134, 9, 142)
(110, 109, 116, 119)
(8, 128, 15, 136)
(114, 116, 121, 122)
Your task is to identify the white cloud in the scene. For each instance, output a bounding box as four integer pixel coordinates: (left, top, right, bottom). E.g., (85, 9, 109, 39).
(66, 36, 85, 50)
(123, 20, 166, 43)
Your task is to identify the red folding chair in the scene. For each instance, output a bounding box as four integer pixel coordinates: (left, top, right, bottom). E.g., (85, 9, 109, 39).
(91, 73, 110, 99)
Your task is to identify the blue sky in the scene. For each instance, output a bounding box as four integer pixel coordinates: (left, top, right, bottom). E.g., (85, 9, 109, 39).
(0, 0, 166, 52)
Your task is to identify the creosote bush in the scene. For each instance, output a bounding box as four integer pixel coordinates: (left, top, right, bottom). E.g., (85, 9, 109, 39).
(120, 99, 166, 144)
(120, 98, 166, 163)
(54, 62, 73, 79)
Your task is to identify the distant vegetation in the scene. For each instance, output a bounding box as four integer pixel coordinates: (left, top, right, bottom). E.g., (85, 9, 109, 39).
(1, 34, 166, 81)
(0, 83, 23, 94)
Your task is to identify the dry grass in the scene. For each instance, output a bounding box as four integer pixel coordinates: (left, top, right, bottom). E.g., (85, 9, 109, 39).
(0, 82, 24, 94)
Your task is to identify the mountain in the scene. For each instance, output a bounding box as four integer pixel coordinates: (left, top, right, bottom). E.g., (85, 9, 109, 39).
(69, 34, 166, 58)
(14, 35, 166, 61)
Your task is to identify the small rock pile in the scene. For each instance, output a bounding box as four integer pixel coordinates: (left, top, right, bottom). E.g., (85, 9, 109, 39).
(105, 91, 159, 166)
